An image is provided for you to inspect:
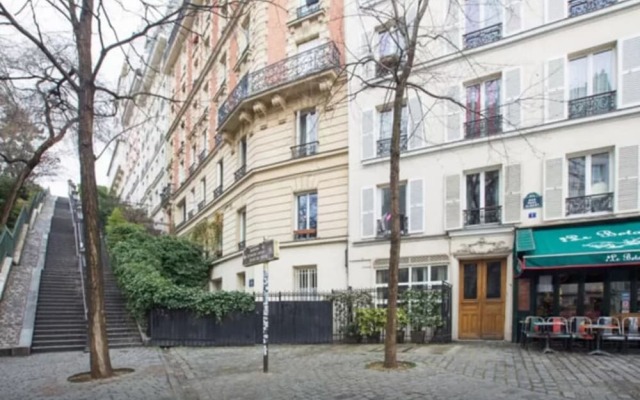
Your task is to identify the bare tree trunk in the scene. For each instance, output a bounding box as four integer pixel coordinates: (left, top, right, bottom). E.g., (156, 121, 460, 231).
(77, 0, 113, 379)
(0, 167, 31, 227)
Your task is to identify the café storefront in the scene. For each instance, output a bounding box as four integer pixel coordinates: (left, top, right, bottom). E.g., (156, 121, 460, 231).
(512, 219, 640, 341)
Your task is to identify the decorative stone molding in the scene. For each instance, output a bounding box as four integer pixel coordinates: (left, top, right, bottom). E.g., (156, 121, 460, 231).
(455, 237, 511, 256)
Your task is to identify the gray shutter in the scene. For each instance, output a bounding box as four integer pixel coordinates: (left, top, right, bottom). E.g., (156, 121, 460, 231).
(445, 86, 462, 142)
(545, 0, 565, 23)
(408, 97, 425, 150)
(408, 179, 424, 233)
(544, 158, 564, 220)
(503, 67, 521, 131)
(445, 174, 461, 230)
(361, 110, 374, 160)
(545, 57, 566, 122)
(617, 145, 639, 212)
(504, 0, 523, 36)
(503, 164, 522, 223)
(361, 187, 375, 238)
(619, 35, 640, 107)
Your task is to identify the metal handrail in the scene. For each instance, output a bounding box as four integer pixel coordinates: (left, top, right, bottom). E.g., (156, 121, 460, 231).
(67, 181, 88, 323)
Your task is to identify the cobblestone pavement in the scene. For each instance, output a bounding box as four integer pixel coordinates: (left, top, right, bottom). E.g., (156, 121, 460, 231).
(0, 195, 55, 349)
(1, 343, 639, 399)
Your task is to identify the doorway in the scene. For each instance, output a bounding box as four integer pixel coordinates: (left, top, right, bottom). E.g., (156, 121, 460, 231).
(459, 259, 506, 340)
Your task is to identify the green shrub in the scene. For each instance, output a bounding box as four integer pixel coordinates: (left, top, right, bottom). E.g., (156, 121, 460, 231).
(151, 235, 209, 288)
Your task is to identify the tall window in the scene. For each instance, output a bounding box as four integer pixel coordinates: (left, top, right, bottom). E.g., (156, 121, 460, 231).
(568, 49, 616, 119)
(200, 178, 206, 206)
(466, 78, 501, 138)
(294, 266, 317, 292)
(239, 17, 250, 54)
(239, 137, 247, 166)
(201, 129, 208, 156)
(465, 0, 501, 34)
(567, 152, 613, 215)
(465, 169, 500, 225)
(191, 144, 197, 167)
(216, 160, 223, 189)
(378, 29, 405, 59)
(378, 184, 407, 236)
(238, 208, 246, 249)
(295, 192, 317, 239)
(379, 106, 408, 139)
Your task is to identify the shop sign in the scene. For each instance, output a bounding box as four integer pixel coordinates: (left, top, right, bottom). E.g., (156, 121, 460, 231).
(604, 252, 640, 263)
(523, 192, 543, 209)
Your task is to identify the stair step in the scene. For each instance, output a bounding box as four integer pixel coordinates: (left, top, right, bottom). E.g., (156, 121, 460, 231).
(31, 345, 85, 353)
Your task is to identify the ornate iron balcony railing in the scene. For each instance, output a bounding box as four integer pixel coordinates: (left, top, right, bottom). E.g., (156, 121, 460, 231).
(463, 206, 502, 226)
(463, 23, 502, 50)
(464, 115, 503, 139)
(291, 141, 319, 159)
(569, 0, 616, 17)
(197, 200, 204, 211)
(296, 1, 321, 19)
(377, 135, 408, 158)
(188, 210, 195, 220)
(234, 164, 247, 182)
(160, 184, 172, 206)
(218, 42, 340, 127)
(566, 192, 614, 216)
(213, 185, 223, 200)
(568, 91, 616, 119)
(238, 240, 246, 251)
(376, 215, 408, 238)
(198, 149, 206, 163)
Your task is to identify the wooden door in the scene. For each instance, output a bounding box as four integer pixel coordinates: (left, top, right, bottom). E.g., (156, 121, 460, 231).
(459, 260, 506, 340)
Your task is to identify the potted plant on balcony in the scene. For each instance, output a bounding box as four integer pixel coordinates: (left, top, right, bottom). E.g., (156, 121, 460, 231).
(355, 308, 386, 343)
(402, 289, 444, 344)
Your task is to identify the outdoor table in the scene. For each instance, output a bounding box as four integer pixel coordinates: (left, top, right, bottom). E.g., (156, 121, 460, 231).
(586, 324, 617, 356)
(533, 321, 560, 354)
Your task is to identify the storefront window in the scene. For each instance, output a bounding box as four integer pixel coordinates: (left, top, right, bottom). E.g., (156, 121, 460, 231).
(610, 281, 631, 315)
(536, 275, 553, 317)
(559, 283, 578, 318)
(584, 282, 604, 321)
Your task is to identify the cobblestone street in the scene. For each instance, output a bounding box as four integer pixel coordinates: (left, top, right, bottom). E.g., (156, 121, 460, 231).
(1, 343, 640, 399)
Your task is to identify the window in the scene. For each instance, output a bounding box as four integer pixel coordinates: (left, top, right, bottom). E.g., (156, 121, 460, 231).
(191, 144, 197, 169)
(178, 199, 186, 223)
(377, 184, 407, 237)
(293, 109, 318, 158)
(236, 272, 246, 291)
(463, 0, 502, 49)
(378, 29, 404, 60)
(294, 266, 317, 292)
(200, 178, 206, 207)
(568, 49, 616, 119)
(218, 54, 227, 88)
(295, 192, 317, 239)
(190, 188, 196, 217)
(214, 160, 224, 198)
(377, 106, 408, 157)
(567, 152, 613, 215)
(297, 37, 320, 53)
(465, 169, 500, 225)
(211, 278, 222, 292)
(375, 265, 448, 303)
(239, 137, 247, 166)
(239, 17, 250, 54)
(465, 78, 501, 138)
(238, 208, 246, 250)
(201, 129, 208, 157)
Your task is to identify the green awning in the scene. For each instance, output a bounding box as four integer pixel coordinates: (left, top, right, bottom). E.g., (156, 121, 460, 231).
(516, 220, 640, 270)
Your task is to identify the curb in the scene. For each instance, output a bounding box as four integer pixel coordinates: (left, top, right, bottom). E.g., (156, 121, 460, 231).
(0, 257, 13, 302)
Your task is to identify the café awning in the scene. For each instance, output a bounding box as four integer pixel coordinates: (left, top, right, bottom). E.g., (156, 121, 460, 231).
(516, 220, 640, 270)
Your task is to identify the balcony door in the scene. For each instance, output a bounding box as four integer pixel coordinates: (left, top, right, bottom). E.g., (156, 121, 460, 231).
(459, 260, 506, 340)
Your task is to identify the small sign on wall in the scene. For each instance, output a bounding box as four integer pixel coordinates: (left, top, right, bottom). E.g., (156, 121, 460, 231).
(523, 192, 543, 209)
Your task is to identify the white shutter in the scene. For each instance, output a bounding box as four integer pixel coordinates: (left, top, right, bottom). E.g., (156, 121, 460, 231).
(544, 158, 564, 220)
(545, 57, 566, 122)
(503, 164, 522, 223)
(361, 187, 375, 238)
(503, 67, 522, 131)
(408, 97, 425, 150)
(445, 174, 461, 230)
(619, 35, 640, 108)
(617, 145, 639, 212)
(545, 0, 566, 23)
(445, 86, 462, 142)
(408, 179, 424, 233)
(504, 0, 523, 36)
(361, 109, 374, 160)
(444, 1, 462, 53)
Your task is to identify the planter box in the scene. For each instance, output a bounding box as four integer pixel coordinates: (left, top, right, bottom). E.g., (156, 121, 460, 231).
(411, 330, 426, 344)
(397, 330, 406, 344)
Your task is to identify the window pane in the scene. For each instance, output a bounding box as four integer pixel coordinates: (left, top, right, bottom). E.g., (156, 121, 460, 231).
(399, 268, 409, 283)
(299, 112, 307, 144)
(400, 106, 408, 137)
(592, 50, 614, 94)
(559, 282, 578, 319)
(591, 153, 610, 193)
(297, 194, 308, 229)
(484, 79, 501, 115)
(430, 265, 448, 282)
(380, 110, 392, 139)
(309, 193, 317, 229)
(484, 170, 500, 208)
(610, 281, 631, 315)
(568, 156, 586, 197)
(399, 184, 407, 217)
(486, 262, 502, 299)
(466, 84, 481, 122)
(584, 281, 604, 321)
(381, 187, 391, 219)
(466, 173, 480, 210)
(463, 264, 478, 299)
(376, 269, 389, 284)
(484, 0, 501, 27)
(465, 0, 480, 33)
(412, 267, 428, 283)
(569, 57, 588, 100)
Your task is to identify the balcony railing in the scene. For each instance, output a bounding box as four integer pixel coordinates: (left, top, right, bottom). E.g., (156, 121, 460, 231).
(294, 228, 317, 240)
(568, 91, 616, 120)
(234, 164, 247, 182)
(463, 23, 502, 50)
(160, 184, 172, 206)
(291, 141, 319, 159)
(238, 241, 246, 251)
(198, 150, 206, 163)
(296, 1, 321, 19)
(566, 192, 614, 216)
(189, 163, 196, 175)
(197, 200, 204, 211)
(464, 115, 503, 139)
(188, 210, 195, 220)
(214, 185, 223, 199)
(215, 133, 223, 147)
(463, 206, 502, 226)
(376, 215, 408, 238)
(569, 0, 616, 17)
(377, 135, 408, 157)
(218, 42, 340, 127)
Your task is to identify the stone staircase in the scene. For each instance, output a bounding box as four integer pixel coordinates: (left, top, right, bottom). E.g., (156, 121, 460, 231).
(31, 198, 141, 353)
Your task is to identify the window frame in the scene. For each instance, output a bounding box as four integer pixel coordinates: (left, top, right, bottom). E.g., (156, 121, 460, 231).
(294, 265, 318, 292)
(296, 108, 318, 145)
(238, 208, 247, 243)
(465, 168, 501, 211)
(294, 191, 318, 239)
(464, 0, 502, 34)
(568, 48, 616, 101)
(374, 264, 449, 304)
(567, 151, 613, 198)
(377, 105, 408, 140)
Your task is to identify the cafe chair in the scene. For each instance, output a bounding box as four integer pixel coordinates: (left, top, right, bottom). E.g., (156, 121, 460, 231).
(597, 317, 625, 352)
(623, 317, 640, 350)
(521, 316, 545, 350)
(547, 316, 571, 349)
(569, 316, 594, 350)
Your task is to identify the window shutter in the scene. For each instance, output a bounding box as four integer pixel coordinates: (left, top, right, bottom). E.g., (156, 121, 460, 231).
(503, 67, 522, 131)
(503, 164, 522, 223)
(619, 35, 640, 108)
(408, 179, 424, 233)
(545, 57, 566, 122)
(361, 110, 374, 160)
(445, 174, 461, 230)
(617, 145, 639, 212)
(544, 158, 564, 220)
(359, 33, 374, 80)
(445, 86, 462, 142)
(361, 187, 375, 238)
(545, 0, 565, 23)
(504, 0, 523, 36)
(444, 2, 461, 53)
(408, 97, 425, 150)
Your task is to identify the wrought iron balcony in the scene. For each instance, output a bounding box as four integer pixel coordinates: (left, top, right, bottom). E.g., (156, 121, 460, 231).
(234, 164, 247, 182)
(376, 215, 408, 238)
(217, 42, 340, 128)
(375, 54, 404, 78)
(294, 228, 317, 240)
(377, 135, 408, 157)
(214, 133, 223, 147)
(197, 200, 204, 211)
(296, 1, 321, 19)
(214, 185, 223, 199)
(198, 149, 206, 163)
(568, 91, 616, 120)
(569, 0, 616, 17)
(238, 240, 246, 251)
(188, 210, 195, 220)
(291, 141, 319, 159)
(464, 115, 503, 139)
(463, 23, 502, 50)
(463, 206, 502, 226)
(160, 184, 172, 206)
(189, 163, 196, 175)
(566, 192, 614, 216)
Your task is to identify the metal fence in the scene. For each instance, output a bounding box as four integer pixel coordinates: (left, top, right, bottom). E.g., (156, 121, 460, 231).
(0, 190, 47, 264)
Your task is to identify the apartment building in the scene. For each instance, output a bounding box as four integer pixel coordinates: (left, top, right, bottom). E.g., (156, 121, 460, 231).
(345, 0, 640, 341)
(161, 0, 348, 292)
